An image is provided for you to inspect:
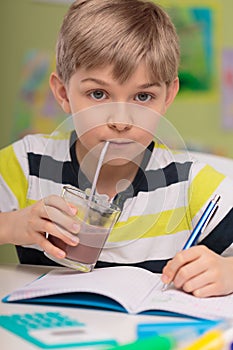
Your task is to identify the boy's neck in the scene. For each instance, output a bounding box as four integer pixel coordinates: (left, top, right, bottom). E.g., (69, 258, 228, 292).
(96, 161, 140, 199)
(75, 140, 143, 199)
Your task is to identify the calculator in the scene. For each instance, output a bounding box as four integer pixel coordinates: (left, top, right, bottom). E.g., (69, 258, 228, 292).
(0, 311, 117, 348)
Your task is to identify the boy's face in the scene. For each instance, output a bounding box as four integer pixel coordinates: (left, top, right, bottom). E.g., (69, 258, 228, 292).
(50, 62, 179, 166)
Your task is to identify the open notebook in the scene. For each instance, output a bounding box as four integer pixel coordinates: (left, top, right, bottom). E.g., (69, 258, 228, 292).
(3, 266, 233, 320)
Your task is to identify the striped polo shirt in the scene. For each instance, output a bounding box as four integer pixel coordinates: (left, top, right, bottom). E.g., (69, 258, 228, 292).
(0, 131, 233, 272)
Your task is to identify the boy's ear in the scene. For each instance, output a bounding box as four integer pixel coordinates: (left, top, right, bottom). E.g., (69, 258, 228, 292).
(49, 72, 71, 114)
(164, 77, 179, 110)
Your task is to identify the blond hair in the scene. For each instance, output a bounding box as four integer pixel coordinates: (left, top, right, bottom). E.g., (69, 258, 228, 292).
(56, 0, 180, 85)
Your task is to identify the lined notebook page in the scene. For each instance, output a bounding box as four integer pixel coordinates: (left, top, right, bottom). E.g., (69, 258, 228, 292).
(7, 266, 161, 313)
(6, 265, 233, 319)
(139, 285, 233, 320)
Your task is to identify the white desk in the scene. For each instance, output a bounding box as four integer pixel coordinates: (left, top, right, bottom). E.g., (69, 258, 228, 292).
(0, 264, 184, 350)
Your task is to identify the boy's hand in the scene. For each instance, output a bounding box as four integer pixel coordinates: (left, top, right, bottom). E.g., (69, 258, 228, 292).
(4, 195, 80, 259)
(161, 245, 233, 297)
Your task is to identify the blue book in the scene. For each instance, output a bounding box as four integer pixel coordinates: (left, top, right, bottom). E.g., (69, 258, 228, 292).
(2, 266, 233, 320)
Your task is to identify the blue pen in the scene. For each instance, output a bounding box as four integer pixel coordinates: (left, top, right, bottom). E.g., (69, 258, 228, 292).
(182, 194, 220, 249)
(162, 194, 221, 291)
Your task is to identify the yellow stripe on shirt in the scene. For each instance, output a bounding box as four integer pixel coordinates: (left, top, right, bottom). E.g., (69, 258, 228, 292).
(109, 206, 191, 242)
(188, 164, 225, 219)
(0, 145, 28, 209)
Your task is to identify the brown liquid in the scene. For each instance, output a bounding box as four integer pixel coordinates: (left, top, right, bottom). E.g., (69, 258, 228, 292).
(49, 225, 109, 264)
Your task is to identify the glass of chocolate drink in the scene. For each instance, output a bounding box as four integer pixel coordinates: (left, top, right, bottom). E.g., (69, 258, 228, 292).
(45, 186, 121, 272)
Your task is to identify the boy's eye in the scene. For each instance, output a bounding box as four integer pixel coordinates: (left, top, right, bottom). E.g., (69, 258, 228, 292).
(135, 93, 152, 102)
(89, 90, 106, 100)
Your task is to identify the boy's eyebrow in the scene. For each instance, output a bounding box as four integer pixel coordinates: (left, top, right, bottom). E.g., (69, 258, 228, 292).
(80, 78, 109, 86)
(138, 82, 162, 89)
(80, 78, 162, 89)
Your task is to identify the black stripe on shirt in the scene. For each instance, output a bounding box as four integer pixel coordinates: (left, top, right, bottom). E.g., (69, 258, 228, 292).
(28, 152, 192, 195)
(16, 245, 170, 273)
(114, 161, 192, 208)
(95, 259, 170, 273)
(28, 153, 88, 189)
(139, 161, 192, 192)
(198, 207, 233, 253)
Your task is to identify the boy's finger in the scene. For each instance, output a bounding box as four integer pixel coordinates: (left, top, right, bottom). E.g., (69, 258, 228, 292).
(31, 217, 80, 247)
(35, 234, 67, 259)
(161, 260, 178, 284)
(173, 259, 208, 289)
(42, 206, 80, 235)
(37, 219, 80, 245)
(181, 269, 212, 294)
(42, 195, 77, 216)
(162, 248, 201, 284)
(192, 282, 220, 298)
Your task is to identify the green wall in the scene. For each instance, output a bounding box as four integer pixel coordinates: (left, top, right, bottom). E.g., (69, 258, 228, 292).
(0, 0, 68, 263)
(166, 0, 233, 157)
(0, 0, 68, 149)
(1, 0, 233, 262)
(1, 0, 233, 153)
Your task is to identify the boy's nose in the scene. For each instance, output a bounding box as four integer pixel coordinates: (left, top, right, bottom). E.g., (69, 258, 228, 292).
(106, 103, 133, 132)
(107, 121, 132, 132)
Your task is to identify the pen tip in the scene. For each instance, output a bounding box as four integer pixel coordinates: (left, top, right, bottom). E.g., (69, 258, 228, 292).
(213, 194, 221, 203)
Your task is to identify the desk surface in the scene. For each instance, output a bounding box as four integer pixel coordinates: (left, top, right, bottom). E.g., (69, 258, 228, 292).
(0, 264, 185, 350)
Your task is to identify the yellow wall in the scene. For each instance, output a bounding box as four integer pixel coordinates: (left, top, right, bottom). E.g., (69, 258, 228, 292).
(0, 0, 233, 262)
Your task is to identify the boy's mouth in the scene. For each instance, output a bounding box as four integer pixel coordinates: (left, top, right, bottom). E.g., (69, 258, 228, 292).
(106, 140, 134, 149)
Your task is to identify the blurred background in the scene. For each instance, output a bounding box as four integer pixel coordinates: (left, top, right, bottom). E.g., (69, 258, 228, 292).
(1, 0, 233, 263)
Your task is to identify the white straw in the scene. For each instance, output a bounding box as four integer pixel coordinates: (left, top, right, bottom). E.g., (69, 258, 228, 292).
(88, 141, 110, 205)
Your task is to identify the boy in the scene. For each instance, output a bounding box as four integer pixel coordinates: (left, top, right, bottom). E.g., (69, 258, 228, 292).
(0, 0, 233, 298)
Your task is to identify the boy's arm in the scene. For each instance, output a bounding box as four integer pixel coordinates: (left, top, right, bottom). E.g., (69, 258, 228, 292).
(0, 212, 15, 244)
(0, 136, 82, 258)
(0, 196, 80, 259)
(165, 160, 233, 297)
